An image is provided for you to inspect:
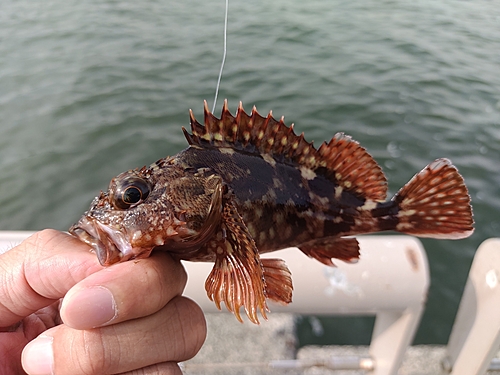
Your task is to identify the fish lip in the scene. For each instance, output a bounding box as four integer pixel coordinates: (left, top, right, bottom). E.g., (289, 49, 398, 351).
(69, 216, 133, 266)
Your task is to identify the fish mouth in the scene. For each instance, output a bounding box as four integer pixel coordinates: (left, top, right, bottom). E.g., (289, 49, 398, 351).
(69, 216, 137, 266)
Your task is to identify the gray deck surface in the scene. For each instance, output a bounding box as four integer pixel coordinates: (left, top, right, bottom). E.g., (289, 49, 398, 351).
(182, 313, 499, 375)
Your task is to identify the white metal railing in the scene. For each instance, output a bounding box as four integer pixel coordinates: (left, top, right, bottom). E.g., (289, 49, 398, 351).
(443, 238, 500, 375)
(183, 235, 429, 375)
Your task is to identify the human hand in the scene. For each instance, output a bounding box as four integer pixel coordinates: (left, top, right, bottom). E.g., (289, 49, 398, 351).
(0, 229, 206, 375)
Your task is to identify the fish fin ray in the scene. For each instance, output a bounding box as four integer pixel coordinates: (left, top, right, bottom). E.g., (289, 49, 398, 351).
(261, 258, 293, 305)
(317, 133, 388, 201)
(298, 237, 360, 266)
(394, 158, 474, 239)
(204, 198, 268, 324)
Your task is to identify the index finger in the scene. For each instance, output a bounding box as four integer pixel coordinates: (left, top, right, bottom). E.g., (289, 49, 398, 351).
(0, 229, 103, 329)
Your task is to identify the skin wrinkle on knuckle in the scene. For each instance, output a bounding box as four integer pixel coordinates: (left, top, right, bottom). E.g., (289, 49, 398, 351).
(23, 231, 68, 296)
(141, 256, 186, 313)
(185, 300, 207, 358)
(57, 309, 164, 375)
(0, 273, 24, 322)
(0, 245, 48, 325)
(170, 302, 188, 360)
(167, 297, 206, 361)
(131, 297, 196, 365)
(147, 265, 170, 314)
(21, 231, 101, 314)
(157, 257, 186, 297)
(119, 362, 182, 375)
(60, 328, 115, 375)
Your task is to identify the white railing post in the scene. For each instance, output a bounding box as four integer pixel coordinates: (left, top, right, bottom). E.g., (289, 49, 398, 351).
(444, 238, 500, 375)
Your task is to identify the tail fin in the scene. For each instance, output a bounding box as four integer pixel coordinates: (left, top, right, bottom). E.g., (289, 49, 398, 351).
(393, 158, 474, 239)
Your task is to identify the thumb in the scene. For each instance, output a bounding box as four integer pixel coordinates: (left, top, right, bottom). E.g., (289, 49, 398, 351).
(0, 229, 103, 329)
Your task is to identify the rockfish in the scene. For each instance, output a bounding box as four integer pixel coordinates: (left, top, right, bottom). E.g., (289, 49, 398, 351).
(70, 101, 474, 323)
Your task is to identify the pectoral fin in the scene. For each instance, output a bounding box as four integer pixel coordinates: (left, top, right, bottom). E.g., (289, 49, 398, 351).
(204, 198, 292, 324)
(298, 237, 360, 266)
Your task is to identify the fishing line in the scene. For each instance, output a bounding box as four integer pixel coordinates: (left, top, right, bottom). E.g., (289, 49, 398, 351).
(212, 0, 229, 113)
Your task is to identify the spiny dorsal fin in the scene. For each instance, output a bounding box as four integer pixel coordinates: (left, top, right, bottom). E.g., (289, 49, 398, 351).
(182, 100, 387, 201)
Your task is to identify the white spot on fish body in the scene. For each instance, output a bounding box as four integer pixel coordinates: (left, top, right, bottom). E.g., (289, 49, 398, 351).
(398, 209, 417, 217)
(262, 153, 276, 167)
(334, 186, 343, 199)
(155, 236, 164, 246)
(274, 212, 284, 224)
(259, 231, 267, 243)
(359, 200, 378, 211)
(300, 166, 316, 180)
(166, 227, 178, 236)
(247, 222, 257, 237)
(308, 191, 329, 206)
(397, 222, 414, 231)
(264, 188, 277, 201)
(133, 230, 143, 241)
(273, 177, 283, 189)
(219, 147, 235, 155)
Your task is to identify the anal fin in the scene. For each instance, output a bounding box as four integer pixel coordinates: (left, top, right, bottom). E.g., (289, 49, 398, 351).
(261, 258, 293, 305)
(298, 237, 360, 266)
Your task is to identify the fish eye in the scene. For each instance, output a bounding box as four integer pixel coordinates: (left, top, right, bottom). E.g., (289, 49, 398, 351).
(122, 186, 143, 204)
(112, 177, 151, 209)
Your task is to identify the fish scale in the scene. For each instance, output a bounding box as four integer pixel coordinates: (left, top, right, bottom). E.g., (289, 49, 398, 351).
(70, 100, 474, 324)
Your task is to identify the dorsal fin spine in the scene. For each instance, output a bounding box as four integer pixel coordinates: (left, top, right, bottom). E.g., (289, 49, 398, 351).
(184, 100, 388, 201)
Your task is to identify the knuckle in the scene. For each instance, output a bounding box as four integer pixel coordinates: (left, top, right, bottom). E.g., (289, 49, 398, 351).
(172, 297, 207, 360)
(56, 329, 115, 375)
(25, 229, 61, 251)
(119, 362, 181, 375)
(147, 256, 187, 308)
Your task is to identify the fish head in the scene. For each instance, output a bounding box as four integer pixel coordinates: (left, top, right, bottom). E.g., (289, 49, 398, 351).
(69, 167, 194, 266)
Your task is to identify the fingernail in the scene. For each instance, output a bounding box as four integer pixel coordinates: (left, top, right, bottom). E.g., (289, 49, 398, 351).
(63, 286, 117, 328)
(22, 335, 54, 375)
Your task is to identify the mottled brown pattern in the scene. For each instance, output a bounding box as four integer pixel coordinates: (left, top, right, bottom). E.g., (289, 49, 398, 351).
(70, 100, 474, 323)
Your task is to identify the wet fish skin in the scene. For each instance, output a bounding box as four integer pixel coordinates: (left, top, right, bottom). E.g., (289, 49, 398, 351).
(70, 100, 474, 324)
